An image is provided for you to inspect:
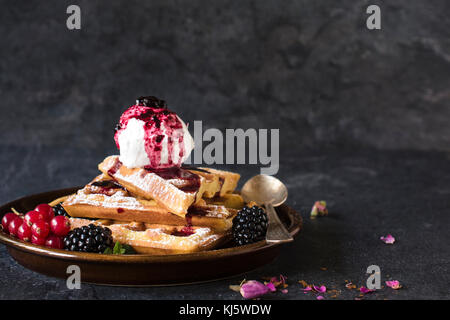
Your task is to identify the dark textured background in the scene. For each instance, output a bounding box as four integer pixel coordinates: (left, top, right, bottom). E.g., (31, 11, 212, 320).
(0, 0, 449, 300)
(2, 0, 450, 153)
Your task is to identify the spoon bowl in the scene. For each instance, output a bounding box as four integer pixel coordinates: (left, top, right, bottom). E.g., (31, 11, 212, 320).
(241, 174, 288, 206)
(241, 175, 293, 243)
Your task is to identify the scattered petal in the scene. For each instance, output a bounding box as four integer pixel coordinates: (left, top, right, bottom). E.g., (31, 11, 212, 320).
(311, 201, 328, 218)
(386, 280, 402, 290)
(316, 295, 324, 300)
(298, 280, 310, 288)
(265, 282, 276, 292)
(359, 286, 375, 294)
(281, 289, 288, 294)
(266, 274, 288, 288)
(380, 234, 395, 244)
(240, 281, 270, 299)
(303, 286, 313, 292)
(313, 285, 327, 293)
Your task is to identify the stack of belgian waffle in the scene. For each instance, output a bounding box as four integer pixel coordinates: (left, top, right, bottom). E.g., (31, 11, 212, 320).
(61, 155, 243, 254)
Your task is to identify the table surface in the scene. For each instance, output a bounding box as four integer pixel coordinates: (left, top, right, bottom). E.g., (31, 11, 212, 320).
(1, 146, 449, 300)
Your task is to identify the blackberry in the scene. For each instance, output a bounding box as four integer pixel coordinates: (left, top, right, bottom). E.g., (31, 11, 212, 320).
(232, 205, 268, 246)
(63, 224, 113, 253)
(53, 203, 70, 217)
(136, 96, 167, 109)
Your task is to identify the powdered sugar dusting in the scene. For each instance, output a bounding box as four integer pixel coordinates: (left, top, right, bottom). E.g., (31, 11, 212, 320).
(108, 223, 223, 251)
(65, 188, 146, 211)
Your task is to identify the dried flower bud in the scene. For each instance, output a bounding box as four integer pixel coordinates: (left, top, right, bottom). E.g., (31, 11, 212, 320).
(311, 201, 328, 218)
(380, 234, 395, 244)
(240, 280, 270, 299)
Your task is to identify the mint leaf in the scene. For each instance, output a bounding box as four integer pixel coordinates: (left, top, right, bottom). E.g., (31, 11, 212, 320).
(121, 244, 136, 254)
(106, 242, 136, 255)
(112, 241, 122, 254)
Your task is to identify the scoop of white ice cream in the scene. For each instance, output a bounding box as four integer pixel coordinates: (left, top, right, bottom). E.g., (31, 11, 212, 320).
(117, 118, 148, 168)
(116, 115, 194, 169)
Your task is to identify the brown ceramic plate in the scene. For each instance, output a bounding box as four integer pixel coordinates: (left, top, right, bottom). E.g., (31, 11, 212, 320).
(0, 187, 302, 286)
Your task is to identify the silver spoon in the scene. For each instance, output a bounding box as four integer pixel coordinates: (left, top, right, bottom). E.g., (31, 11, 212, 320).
(241, 174, 293, 243)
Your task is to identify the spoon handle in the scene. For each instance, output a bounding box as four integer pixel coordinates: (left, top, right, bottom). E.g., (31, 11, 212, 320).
(265, 203, 294, 243)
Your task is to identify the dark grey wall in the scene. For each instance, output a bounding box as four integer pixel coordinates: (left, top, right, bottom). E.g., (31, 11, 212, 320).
(1, 0, 450, 155)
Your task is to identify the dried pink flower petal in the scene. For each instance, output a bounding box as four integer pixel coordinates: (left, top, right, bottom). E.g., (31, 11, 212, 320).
(317, 295, 324, 300)
(313, 285, 327, 293)
(267, 274, 288, 288)
(359, 286, 375, 294)
(380, 234, 395, 244)
(240, 280, 270, 299)
(266, 282, 276, 292)
(303, 286, 312, 292)
(311, 201, 328, 218)
(281, 289, 288, 294)
(386, 280, 402, 289)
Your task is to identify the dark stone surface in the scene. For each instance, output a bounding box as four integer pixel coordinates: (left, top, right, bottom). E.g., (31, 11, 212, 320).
(1, 147, 449, 299)
(0, 0, 449, 299)
(1, 0, 450, 152)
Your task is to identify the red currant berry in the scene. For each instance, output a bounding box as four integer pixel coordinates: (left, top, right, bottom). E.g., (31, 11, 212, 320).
(35, 204, 54, 222)
(45, 235, 64, 249)
(50, 216, 71, 236)
(31, 221, 50, 238)
(8, 216, 24, 237)
(24, 210, 45, 227)
(17, 223, 32, 241)
(31, 234, 46, 246)
(2, 213, 17, 233)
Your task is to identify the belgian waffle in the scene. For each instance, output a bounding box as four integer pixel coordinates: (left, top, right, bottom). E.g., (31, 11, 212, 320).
(199, 167, 240, 197)
(70, 218, 230, 254)
(98, 155, 240, 216)
(205, 193, 245, 210)
(62, 174, 239, 232)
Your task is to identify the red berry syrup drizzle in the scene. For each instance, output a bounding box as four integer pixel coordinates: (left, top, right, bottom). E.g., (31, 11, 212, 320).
(144, 166, 201, 193)
(171, 226, 195, 237)
(90, 180, 125, 195)
(184, 206, 210, 228)
(91, 180, 124, 189)
(176, 206, 213, 236)
(114, 103, 187, 169)
(107, 158, 123, 176)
